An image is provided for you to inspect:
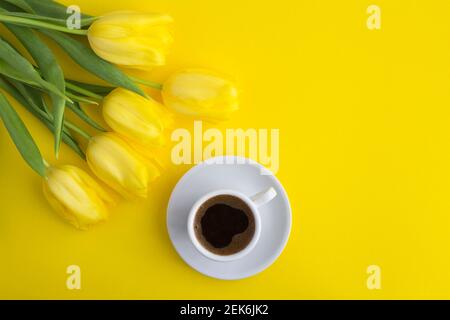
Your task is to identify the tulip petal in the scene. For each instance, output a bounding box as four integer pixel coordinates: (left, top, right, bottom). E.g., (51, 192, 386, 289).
(86, 133, 154, 198)
(162, 69, 239, 121)
(87, 11, 173, 70)
(40, 29, 147, 97)
(102, 88, 167, 148)
(43, 165, 110, 230)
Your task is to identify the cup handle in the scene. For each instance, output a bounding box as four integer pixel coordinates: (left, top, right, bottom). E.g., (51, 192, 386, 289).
(250, 187, 277, 208)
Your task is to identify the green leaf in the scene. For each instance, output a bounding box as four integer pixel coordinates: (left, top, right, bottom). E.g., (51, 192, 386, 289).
(7, 78, 44, 112)
(42, 116, 85, 159)
(5, 77, 55, 120)
(0, 77, 85, 158)
(4, 24, 66, 156)
(7, 77, 102, 134)
(23, 0, 92, 21)
(13, 74, 106, 132)
(0, 78, 50, 123)
(0, 37, 68, 101)
(0, 1, 21, 12)
(0, 92, 46, 176)
(10, 0, 94, 27)
(39, 30, 147, 98)
(66, 79, 114, 95)
(3, 0, 34, 13)
(66, 101, 106, 132)
(0, 76, 39, 114)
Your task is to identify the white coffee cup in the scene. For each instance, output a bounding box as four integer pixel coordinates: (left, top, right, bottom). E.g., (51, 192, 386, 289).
(187, 187, 278, 262)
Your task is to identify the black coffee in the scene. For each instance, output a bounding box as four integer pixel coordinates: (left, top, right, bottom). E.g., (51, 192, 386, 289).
(194, 195, 255, 256)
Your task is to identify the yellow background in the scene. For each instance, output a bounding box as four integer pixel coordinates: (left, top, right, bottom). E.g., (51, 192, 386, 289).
(1, 0, 450, 299)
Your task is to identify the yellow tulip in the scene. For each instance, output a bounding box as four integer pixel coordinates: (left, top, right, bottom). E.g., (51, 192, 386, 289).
(87, 11, 173, 70)
(102, 88, 171, 148)
(86, 133, 160, 198)
(43, 165, 112, 230)
(161, 69, 239, 121)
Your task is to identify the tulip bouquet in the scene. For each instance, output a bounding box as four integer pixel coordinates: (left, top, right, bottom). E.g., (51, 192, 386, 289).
(0, 0, 239, 229)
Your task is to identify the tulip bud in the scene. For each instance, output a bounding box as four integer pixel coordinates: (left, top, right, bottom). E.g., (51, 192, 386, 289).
(43, 165, 112, 230)
(102, 88, 170, 148)
(161, 69, 239, 121)
(86, 133, 160, 198)
(87, 11, 173, 70)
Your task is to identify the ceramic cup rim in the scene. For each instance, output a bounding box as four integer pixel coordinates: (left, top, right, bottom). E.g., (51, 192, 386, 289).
(187, 189, 262, 262)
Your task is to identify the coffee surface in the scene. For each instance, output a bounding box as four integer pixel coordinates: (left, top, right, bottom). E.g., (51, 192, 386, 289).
(194, 195, 255, 256)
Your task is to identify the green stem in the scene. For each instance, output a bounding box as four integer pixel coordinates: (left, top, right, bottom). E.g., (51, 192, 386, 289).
(33, 102, 53, 121)
(66, 91, 99, 105)
(64, 121, 92, 140)
(130, 77, 163, 90)
(65, 82, 104, 100)
(30, 99, 93, 141)
(43, 159, 50, 168)
(0, 12, 98, 27)
(0, 14, 89, 35)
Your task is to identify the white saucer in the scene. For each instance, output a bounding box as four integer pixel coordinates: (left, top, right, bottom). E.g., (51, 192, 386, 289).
(166, 156, 292, 280)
